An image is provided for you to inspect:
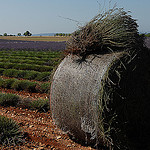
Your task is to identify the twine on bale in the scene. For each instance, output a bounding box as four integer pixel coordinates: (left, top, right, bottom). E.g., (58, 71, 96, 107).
(50, 6, 150, 150)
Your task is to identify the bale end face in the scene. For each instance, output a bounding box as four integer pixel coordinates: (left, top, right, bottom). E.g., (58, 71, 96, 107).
(50, 48, 150, 149)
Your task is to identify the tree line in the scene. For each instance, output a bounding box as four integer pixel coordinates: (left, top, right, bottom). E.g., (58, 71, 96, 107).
(0, 31, 72, 37)
(54, 33, 71, 36)
(0, 31, 32, 36)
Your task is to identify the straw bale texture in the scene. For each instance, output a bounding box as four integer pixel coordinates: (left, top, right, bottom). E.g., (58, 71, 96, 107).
(50, 47, 150, 150)
(50, 52, 128, 148)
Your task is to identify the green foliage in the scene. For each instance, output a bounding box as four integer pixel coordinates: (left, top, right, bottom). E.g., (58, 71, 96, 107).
(17, 33, 21, 36)
(0, 51, 62, 67)
(0, 115, 23, 146)
(0, 92, 50, 112)
(11, 80, 37, 92)
(0, 78, 3, 87)
(55, 33, 71, 36)
(0, 53, 61, 62)
(3, 69, 18, 77)
(0, 62, 13, 69)
(0, 62, 53, 72)
(37, 82, 50, 93)
(2, 78, 17, 89)
(29, 98, 49, 112)
(13, 70, 27, 78)
(66, 7, 144, 58)
(0, 58, 54, 66)
(145, 33, 150, 37)
(17, 97, 50, 112)
(35, 72, 50, 81)
(23, 31, 32, 36)
(23, 70, 38, 80)
(0, 78, 17, 89)
(3, 33, 7, 36)
(0, 56, 50, 62)
(0, 68, 50, 81)
(0, 93, 20, 107)
(0, 68, 5, 74)
(0, 78, 49, 93)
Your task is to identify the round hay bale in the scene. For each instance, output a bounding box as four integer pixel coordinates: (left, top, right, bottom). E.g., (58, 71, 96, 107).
(50, 5, 150, 149)
(50, 49, 150, 149)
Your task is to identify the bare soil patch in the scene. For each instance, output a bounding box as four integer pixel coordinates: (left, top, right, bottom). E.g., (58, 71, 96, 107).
(0, 90, 94, 150)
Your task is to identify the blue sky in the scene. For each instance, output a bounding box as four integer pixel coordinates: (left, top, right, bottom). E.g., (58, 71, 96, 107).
(0, 0, 150, 35)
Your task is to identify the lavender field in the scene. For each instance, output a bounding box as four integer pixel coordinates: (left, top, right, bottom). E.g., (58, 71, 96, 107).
(0, 37, 149, 52)
(0, 39, 66, 51)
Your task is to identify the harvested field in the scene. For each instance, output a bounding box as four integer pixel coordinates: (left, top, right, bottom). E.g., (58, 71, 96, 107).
(0, 36, 69, 42)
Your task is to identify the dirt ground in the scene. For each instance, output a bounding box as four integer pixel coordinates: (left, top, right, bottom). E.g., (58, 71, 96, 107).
(0, 89, 95, 150)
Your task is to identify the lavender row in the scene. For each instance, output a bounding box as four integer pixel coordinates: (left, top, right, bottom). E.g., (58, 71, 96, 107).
(0, 39, 66, 51)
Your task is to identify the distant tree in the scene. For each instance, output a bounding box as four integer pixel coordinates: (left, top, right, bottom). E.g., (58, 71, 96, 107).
(18, 33, 21, 36)
(23, 31, 32, 36)
(3, 33, 7, 36)
(145, 33, 150, 37)
(59, 33, 63, 36)
(55, 33, 71, 36)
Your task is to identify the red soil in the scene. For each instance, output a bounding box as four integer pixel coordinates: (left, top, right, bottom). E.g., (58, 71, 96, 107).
(0, 90, 94, 150)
